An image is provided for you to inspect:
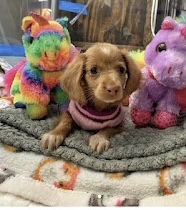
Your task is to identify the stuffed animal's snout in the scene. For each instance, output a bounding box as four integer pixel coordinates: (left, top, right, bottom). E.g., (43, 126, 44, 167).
(43, 51, 58, 60)
(167, 67, 185, 78)
(163, 65, 186, 88)
(40, 45, 70, 71)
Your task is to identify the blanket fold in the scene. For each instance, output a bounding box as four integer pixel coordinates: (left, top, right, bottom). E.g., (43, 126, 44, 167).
(0, 105, 186, 172)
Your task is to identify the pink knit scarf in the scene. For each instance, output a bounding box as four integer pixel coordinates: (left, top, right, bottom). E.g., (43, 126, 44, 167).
(68, 100, 124, 130)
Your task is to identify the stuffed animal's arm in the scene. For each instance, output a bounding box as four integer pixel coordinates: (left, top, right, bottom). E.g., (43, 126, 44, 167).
(129, 67, 154, 111)
(130, 66, 180, 115)
(51, 84, 69, 104)
(21, 65, 50, 106)
(156, 89, 180, 115)
(129, 88, 154, 111)
(11, 68, 22, 96)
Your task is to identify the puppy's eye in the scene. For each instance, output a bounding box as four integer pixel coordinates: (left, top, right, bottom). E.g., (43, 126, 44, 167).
(118, 67, 126, 74)
(156, 43, 166, 53)
(90, 67, 98, 75)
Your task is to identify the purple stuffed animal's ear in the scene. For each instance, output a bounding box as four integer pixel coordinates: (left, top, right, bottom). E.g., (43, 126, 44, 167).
(161, 16, 177, 30)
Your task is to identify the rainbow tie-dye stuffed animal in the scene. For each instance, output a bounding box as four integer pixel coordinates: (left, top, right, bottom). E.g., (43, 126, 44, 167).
(4, 13, 78, 119)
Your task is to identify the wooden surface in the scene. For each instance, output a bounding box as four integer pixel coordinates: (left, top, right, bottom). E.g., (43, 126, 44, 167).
(58, 0, 153, 49)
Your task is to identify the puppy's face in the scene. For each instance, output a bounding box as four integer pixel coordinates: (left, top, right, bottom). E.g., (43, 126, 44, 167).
(60, 43, 141, 110)
(83, 44, 128, 105)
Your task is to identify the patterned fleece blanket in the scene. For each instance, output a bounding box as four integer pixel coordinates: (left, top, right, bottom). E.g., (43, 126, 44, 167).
(0, 142, 186, 206)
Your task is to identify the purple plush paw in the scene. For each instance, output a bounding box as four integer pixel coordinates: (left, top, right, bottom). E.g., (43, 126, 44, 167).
(130, 108, 151, 126)
(153, 111, 177, 129)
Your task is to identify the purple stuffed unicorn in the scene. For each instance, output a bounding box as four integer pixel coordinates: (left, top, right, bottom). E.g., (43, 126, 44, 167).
(130, 16, 186, 129)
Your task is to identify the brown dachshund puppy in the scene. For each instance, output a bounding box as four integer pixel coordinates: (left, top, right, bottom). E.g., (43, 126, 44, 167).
(41, 42, 141, 153)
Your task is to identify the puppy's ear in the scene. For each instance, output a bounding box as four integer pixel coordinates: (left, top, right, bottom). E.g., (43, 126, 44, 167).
(121, 49, 142, 95)
(60, 54, 87, 105)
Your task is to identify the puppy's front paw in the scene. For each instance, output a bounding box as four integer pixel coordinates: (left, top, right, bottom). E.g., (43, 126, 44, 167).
(40, 133, 65, 151)
(89, 134, 110, 154)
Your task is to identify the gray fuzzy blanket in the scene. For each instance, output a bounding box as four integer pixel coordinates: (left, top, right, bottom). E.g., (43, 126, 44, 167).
(0, 105, 186, 172)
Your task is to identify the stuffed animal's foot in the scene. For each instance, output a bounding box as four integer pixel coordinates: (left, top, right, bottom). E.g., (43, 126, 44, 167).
(130, 108, 151, 126)
(14, 102, 26, 108)
(13, 94, 24, 108)
(153, 111, 177, 129)
(26, 104, 48, 120)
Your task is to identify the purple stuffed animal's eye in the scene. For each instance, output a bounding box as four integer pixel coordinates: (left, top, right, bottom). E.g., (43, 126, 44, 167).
(156, 43, 166, 53)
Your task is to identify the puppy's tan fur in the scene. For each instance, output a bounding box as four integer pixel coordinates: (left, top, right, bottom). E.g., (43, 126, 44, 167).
(41, 43, 141, 153)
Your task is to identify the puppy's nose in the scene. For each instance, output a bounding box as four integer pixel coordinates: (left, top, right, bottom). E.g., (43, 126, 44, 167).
(106, 85, 119, 96)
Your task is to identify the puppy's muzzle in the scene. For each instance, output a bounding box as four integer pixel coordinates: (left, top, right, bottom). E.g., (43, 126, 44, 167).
(106, 85, 120, 96)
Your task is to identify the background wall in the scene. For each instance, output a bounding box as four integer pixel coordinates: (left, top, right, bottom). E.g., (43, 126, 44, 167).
(58, 0, 153, 50)
(57, 0, 186, 50)
(0, 0, 185, 49)
(0, 0, 50, 45)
